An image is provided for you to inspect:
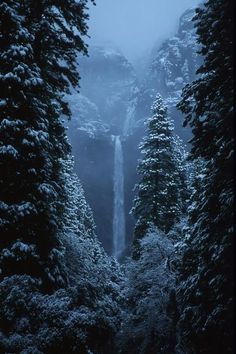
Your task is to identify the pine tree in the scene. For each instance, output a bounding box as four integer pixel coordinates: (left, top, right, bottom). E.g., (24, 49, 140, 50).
(176, 1, 234, 352)
(118, 226, 178, 354)
(0, 0, 64, 290)
(0, 2, 125, 352)
(0, 159, 124, 353)
(0, 0, 92, 291)
(132, 94, 188, 258)
(60, 156, 95, 239)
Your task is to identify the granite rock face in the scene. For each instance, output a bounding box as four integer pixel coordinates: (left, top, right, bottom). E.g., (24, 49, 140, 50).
(130, 8, 202, 141)
(78, 45, 137, 134)
(148, 9, 200, 97)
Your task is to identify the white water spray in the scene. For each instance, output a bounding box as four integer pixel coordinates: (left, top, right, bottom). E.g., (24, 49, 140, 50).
(112, 135, 126, 258)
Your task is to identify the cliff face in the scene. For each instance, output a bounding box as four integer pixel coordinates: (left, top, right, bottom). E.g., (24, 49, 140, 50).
(128, 8, 201, 142)
(78, 45, 137, 135)
(148, 8, 201, 99)
(66, 8, 201, 255)
(68, 9, 201, 139)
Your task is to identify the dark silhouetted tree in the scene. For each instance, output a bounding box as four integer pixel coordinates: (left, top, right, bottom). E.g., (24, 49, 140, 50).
(0, 0, 92, 291)
(176, 0, 234, 352)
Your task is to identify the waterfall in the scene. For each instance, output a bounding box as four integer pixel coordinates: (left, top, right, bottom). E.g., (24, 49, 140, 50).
(112, 135, 126, 259)
(123, 102, 136, 136)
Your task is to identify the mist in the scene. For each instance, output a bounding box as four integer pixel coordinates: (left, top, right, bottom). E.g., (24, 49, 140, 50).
(0, 1, 233, 353)
(68, 0, 203, 257)
(88, 0, 200, 63)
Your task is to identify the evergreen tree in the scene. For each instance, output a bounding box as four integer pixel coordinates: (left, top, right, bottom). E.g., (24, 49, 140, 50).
(0, 2, 125, 353)
(60, 156, 96, 239)
(0, 0, 65, 291)
(0, 165, 124, 353)
(176, 0, 234, 352)
(118, 226, 178, 354)
(132, 94, 188, 258)
(0, 0, 92, 291)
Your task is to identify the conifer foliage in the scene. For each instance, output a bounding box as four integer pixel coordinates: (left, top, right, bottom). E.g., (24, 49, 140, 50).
(0, 0, 92, 290)
(132, 94, 188, 258)
(118, 227, 178, 354)
(0, 2, 125, 352)
(176, 0, 234, 352)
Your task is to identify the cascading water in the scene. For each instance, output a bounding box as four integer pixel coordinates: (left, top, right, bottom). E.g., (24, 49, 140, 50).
(112, 135, 126, 259)
(123, 101, 136, 137)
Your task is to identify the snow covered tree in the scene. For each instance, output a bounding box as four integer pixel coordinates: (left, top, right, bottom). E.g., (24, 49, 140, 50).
(60, 156, 96, 238)
(0, 0, 93, 291)
(26, 0, 92, 128)
(0, 206, 124, 354)
(176, 1, 234, 352)
(0, 132, 124, 353)
(118, 226, 178, 354)
(0, 0, 67, 291)
(132, 94, 188, 259)
(0, 2, 126, 353)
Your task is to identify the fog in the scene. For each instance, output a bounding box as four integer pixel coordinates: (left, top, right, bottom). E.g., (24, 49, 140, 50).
(88, 0, 200, 62)
(69, 0, 202, 255)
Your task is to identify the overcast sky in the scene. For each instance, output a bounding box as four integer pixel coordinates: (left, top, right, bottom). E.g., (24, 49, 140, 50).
(87, 0, 200, 62)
